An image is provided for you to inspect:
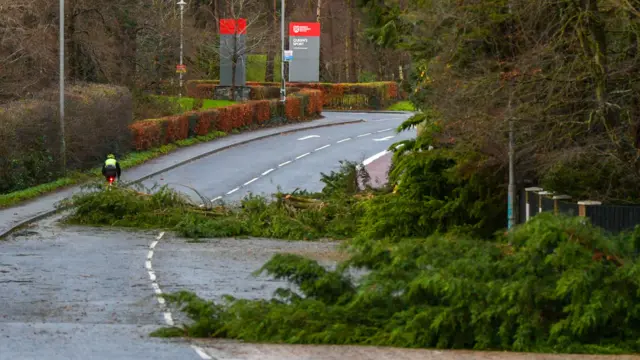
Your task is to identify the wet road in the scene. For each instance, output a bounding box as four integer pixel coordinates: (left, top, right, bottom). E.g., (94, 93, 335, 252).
(0, 113, 411, 360)
(141, 113, 413, 204)
(0, 217, 198, 360)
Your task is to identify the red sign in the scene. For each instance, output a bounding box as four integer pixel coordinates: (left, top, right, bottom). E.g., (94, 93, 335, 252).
(176, 64, 187, 73)
(220, 19, 247, 35)
(289, 22, 320, 37)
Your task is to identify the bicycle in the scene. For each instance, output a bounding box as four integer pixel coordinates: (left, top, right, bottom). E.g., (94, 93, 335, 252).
(106, 176, 116, 191)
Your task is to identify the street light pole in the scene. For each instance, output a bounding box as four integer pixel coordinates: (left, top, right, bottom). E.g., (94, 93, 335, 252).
(280, 0, 286, 103)
(59, 0, 66, 174)
(178, 0, 186, 98)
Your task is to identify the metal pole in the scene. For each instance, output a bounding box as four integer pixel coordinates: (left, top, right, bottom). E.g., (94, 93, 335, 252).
(507, 89, 515, 229)
(59, 0, 66, 174)
(506, 0, 515, 230)
(178, 0, 186, 98)
(280, 0, 286, 102)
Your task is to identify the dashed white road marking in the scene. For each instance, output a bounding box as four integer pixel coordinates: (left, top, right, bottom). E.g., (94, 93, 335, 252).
(262, 168, 274, 176)
(147, 250, 154, 260)
(363, 150, 391, 166)
(226, 187, 239, 195)
(191, 345, 213, 359)
(314, 144, 330, 151)
(357, 133, 372, 137)
(243, 177, 258, 186)
(376, 128, 393, 133)
(373, 135, 395, 141)
(211, 196, 222, 202)
(148, 271, 156, 281)
(296, 152, 310, 159)
(279, 160, 291, 167)
(337, 138, 351, 143)
(297, 135, 320, 140)
(155, 232, 165, 241)
(145, 260, 152, 270)
(150, 240, 158, 249)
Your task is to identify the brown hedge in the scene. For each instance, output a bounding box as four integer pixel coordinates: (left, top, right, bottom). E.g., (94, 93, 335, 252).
(0, 84, 132, 194)
(130, 89, 323, 151)
(185, 80, 399, 109)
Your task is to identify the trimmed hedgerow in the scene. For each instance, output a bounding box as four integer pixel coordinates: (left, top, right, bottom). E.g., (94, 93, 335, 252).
(130, 89, 322, 151)
(185, 80, 399, 110)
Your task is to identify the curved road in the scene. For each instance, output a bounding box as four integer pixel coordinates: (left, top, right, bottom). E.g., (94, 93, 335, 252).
(140, 113, 413, 203)
(0, 113, 413, 360)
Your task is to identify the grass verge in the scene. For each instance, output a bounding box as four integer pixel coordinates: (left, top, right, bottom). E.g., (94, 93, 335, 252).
(0, 131, 227, 209)
(386, 101, 415, 111)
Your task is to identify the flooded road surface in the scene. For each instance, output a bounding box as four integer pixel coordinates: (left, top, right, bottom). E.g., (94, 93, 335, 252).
(0, 216, 198, 360)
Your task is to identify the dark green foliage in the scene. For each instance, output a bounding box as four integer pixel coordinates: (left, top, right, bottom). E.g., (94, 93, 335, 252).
(62, 169, 365, 241)
(160, 213, 640, 354)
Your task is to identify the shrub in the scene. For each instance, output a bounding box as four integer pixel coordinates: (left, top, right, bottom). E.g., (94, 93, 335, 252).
(0, 84, 132, 194)
(185, 80, 400, 110)
(130, 89, 322, 150)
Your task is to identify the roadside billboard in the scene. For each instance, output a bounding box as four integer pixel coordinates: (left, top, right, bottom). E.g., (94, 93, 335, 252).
(219, 18, 247, 86)
(288, 22, 320, 82)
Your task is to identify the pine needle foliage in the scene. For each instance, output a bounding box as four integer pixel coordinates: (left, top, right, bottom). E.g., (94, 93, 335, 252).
(159, 213, 640, 354)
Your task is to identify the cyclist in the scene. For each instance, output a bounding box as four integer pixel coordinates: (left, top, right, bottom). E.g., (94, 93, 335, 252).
(102, 154, 121, 183)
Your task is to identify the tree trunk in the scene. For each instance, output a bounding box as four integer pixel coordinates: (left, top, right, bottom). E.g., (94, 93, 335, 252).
(265, 0, 277, 82)
(231, 32, 238, 100)
(346, 0, 356, 82)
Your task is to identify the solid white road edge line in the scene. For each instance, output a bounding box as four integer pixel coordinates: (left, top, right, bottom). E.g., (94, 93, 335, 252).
(297, 135, 320, 140)
(191, 345, 213, 360)
(363, 150, 391, 166)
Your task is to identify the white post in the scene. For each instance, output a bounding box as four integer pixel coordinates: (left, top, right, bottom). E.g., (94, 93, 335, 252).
(178, 0, 186, 98)
(537, 190, 554, 213)
(59, 0, 66, 173)
(280, 0, 286, 102)
(524, 187, 542, 221)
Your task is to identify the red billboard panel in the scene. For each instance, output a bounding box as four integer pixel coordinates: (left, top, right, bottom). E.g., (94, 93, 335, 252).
(220, 19, 247, 35)
(289, 22, 320, 37)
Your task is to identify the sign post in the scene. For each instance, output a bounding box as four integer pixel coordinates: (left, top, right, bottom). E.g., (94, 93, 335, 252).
(219, 18, 247, 86)
(288, 22, 320, 82)
(284, 50, 293, 62)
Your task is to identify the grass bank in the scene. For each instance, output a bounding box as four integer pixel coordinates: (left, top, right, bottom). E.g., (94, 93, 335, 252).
(0, 131, 226, 209)
(386, 101, 415, 111)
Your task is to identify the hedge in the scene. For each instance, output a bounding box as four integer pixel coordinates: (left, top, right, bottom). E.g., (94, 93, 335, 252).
(130, 89, 323, 151)
(185, 80, 400, 110)
(0, 84, 132, 194)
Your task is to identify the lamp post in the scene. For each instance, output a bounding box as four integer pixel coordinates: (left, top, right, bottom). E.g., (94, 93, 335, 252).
(59, 0, 66, 174)
(280, 0, 286, 103)
(178, 0, 187, 98)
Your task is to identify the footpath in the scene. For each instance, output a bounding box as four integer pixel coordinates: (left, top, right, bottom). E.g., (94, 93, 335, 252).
(0, 113, 369, 238)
